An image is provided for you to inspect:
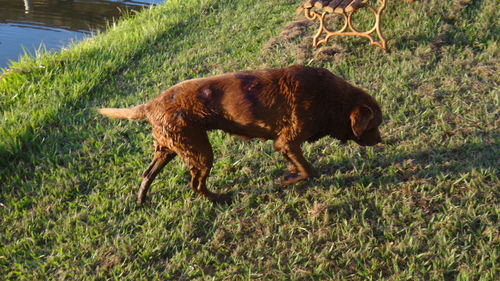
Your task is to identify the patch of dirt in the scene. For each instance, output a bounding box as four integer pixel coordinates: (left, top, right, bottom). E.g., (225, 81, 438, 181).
(470, 59, 499, 83)
(417, 82, 437, 101)
(262, 16, 347, 64)
(99, 248, 122, 271)
(295, 36, 315, 64)
(428, 24, 454, 50)
(448, 0, 474, 19)
(263, 19, 313, 51)
(282, 20, 313, 40)
(308, 201, 328, 220)
(313, 45, 345, 62)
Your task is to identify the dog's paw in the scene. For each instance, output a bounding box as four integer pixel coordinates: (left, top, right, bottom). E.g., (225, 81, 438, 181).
(281, 173, 302, 185)
(281, 171, 317, 186)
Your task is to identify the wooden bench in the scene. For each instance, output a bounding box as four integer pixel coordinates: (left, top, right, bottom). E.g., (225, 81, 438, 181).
(297, 0, 389, 51)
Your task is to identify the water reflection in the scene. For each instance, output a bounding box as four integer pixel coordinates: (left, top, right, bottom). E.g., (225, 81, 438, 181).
(0, 0, 163, 69)
(24, 0, 34, 13)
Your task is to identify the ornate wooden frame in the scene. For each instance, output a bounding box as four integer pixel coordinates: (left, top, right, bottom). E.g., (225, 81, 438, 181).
(299, 0, 388, 51)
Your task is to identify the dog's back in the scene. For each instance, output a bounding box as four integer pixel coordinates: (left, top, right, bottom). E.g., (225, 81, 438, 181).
(99, 65, 361, 141)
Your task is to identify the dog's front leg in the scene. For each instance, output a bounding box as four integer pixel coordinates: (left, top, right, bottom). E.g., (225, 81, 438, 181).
(274, 140, 316, 185)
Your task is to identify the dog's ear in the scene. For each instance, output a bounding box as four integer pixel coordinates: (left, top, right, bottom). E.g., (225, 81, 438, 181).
(350, 105, 374, 137)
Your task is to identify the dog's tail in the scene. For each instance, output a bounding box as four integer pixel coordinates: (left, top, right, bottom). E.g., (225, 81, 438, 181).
(97, 104, 147, 121)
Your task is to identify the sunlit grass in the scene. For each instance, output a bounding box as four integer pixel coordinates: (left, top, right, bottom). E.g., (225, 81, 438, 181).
(0, 0, 498, 280)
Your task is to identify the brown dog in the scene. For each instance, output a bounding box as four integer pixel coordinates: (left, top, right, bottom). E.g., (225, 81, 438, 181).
(98, 65, 382, 203)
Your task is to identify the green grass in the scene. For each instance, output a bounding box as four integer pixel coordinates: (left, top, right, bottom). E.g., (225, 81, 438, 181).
(0, 0, 498, 279)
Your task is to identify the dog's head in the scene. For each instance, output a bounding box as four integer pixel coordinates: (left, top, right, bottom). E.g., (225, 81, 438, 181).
(349, 102, 383, 146)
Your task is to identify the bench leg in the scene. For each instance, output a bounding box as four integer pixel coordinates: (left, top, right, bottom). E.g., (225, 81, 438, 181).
(303, 0, 388, 52)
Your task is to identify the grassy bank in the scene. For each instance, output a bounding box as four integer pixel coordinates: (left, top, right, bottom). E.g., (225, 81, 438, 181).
(0, 0, 498, 279)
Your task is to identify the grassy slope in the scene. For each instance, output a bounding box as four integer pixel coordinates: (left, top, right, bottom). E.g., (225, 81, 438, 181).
(0, 0, 498, 279)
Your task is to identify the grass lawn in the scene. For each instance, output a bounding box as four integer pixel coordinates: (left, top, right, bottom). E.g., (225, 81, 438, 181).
(0, 0, 498, 279)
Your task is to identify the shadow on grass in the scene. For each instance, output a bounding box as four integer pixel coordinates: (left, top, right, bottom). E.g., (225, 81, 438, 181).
(114, 138, 497, 280)
(230, 136, 498, 200)
(130, 138, 498, 278)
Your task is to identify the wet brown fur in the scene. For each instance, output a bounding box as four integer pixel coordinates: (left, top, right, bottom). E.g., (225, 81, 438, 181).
(98, 65, 383, 203)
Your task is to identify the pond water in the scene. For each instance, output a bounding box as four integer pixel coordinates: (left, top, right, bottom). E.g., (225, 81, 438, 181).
(0, 0, 164, 70)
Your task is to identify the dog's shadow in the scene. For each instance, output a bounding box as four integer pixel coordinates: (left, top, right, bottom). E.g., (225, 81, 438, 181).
(223, 137, 498, 202)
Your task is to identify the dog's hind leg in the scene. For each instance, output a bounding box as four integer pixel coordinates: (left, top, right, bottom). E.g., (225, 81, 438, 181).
(274, 140, 316, 186)
(281, 153, 299, 181)
(188, 166, 231, 204)
(174, 130, 231, 203)
(137, 146, 176, 204)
